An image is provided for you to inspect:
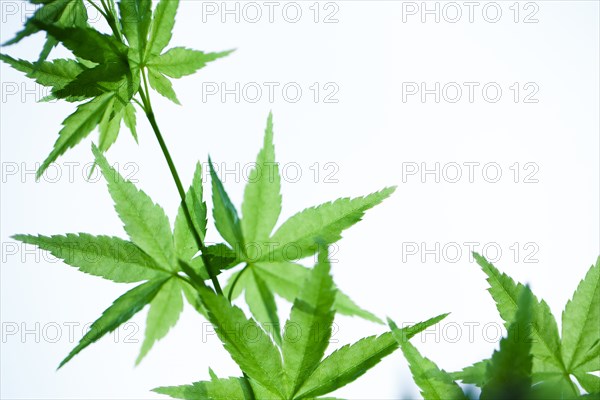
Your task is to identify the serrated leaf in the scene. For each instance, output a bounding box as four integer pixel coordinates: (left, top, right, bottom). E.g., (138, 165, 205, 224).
(264, 187, 396, 262)
(480, 288, 534, 400)
(241, 112, 281, 244)
(283, 250, 336, 397)
(474, 253, 565, 376)
(562, 258, 600, 372)
(54, 61, 129, 100)
(145, 0, 179, 59)
(123, 103, 138, 142)
(93, 145, 177, 271)
(32, 22, 127, 64)
(245, 269, 282, 347)
(197, 286, 286, 397)
(5, 0, 88, 62)
(59, 277, 167, 368)
(147, 47, 234, 79)
(0, 54, 85, 94)
(119, 0, 152, 59)
(147, 67, 180, 104)
(174, 163, 207, 267)
(294, 332, 398, 399)
(12, 233, 168, 283)
(209, 157, 245, 249)
(250, 261, 381, 323)
(153, 375, 277, 400)
(98, 97, 124, 152)
(395, 339, 467, 400)
(137, 277, 184, 364)
(389, 316, 465, 400)
(450, 360, 489, 387)
(38, 92, 115, 177)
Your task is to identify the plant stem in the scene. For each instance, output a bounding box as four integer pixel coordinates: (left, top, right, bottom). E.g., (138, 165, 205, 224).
(139, 72, 223, 295)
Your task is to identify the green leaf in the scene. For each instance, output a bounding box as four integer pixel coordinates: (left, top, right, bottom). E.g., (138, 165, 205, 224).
(93, 145, 177, 271)
(0, 54, 85, 94)
(38, 92, 115, 177)
(197, 285, 286, 397)
(179, 279, 207, 318)
(283, 250, 336, 397)
(387, 313, 449, 343)
(4, 0, 88, 62)
(264, 187, 396, 262)
(145, 0, 179, 59)
(474, 253, 565, 376)
(147, 68, 180, 104)
(245, 269, 282, 347)
(450, 360, 489, 387)
(153, 376, 253, 400)
(250, 261, 381, 323)
(147, 47, 234, 79)
(209, 157, 245, 249)
(98, 98, 125, 152)
(480, 288, 534, 400)
(153, 375, 277, 400)
(118, 0, 152, 59)
(575, 373, 600, 394)
(123, 103, 138, 142)
(174, 163, 207, 267)
(12, 234, 167, 283)
(394, 339, 467, 400)
(241, 112, 281, 244)
(294, 332, 398, 399)
(59, 278, 167, 368)
(53, 61, 129, 100)
(562, 257, 600, 372)
(32, 23, 127, 64)
(137, 277, 184, 364)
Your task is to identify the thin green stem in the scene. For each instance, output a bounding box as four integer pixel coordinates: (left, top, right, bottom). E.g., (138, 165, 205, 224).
(85, 0, 108, 20)
(140, 70, 223, 295)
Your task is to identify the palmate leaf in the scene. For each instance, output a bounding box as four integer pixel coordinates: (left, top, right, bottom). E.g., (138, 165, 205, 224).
(12, 233, 168, 283)
(197, 285, 286, 398)
(480, 288, 534, 400)
(137, 277, 184, 364)
(473, 253, 567, 380)
(389, 315, 465, 400)
(59, 277, 168, 368)
(215, 114, 392, 327)
(4, 0, 88, 62)
(450, 359, 488, 387)
(93, 145, 177, 271)
(562, 257, 600, 373)
(283, 250, 336, 396)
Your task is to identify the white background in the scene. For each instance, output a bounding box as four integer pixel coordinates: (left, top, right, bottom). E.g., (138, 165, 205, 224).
(1, 1, 599, 398)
